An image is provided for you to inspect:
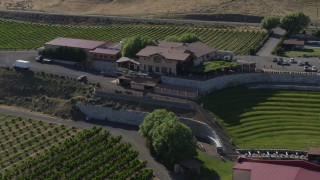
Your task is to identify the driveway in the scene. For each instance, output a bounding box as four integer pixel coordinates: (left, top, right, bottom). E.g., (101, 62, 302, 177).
(0, 51, 124, 91)
(256, 27, 285, 56)
(0, 105, 174, 179)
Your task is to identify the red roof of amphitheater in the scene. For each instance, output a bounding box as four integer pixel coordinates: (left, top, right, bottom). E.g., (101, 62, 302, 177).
(233, 157, 320, 180)
(45, 37, 106, 50)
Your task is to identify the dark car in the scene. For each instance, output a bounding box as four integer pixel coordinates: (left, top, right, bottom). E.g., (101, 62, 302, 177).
(273, 57, 278, 62)
(36, 55, 53, 64)
(76, 75, 88, 82)
(36, 55, 44, 62)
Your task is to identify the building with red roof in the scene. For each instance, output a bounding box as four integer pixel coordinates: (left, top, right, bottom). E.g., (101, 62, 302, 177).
(233, 157, 320, 180)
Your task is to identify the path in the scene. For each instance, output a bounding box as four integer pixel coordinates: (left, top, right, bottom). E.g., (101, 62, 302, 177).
(0, 106, 174, 180)
(256, 27, 285, 56)
(187, 101, 238, 161)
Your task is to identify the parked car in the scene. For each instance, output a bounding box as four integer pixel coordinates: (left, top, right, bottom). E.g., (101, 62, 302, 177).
(305, 61, 309, 66)
(289, 58, 296, 63)
(311, 66, 317, 72)
(282, 60, 290, 65)
(298, 61, 304, 66)
(36, 55, 53, 64)
(76, 75, 88, 82)
(277, 59, 283, 65)
(273, 57, 278, 62)
(13, 60, 30, 70)
(304, 66, 309, 72)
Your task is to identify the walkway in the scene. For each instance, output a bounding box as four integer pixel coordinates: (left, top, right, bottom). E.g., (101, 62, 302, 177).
(256, 27, 285, 56)
(187, 101, 238, 161)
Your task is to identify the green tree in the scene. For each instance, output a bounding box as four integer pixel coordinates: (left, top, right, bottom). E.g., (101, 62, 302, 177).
(165, 33, 200, 43)
(280, 12, 310, 35)
(261, 16, 280, 30)
(313, 29, 320, 37)
(139, 109, 176, 142)
(139, 109, 197, 166)
(121, 36, 155, 58)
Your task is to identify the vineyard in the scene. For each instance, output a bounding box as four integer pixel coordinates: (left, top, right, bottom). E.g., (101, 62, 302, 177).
(0, 116, 153, 179)
(0, 20, 268, 55)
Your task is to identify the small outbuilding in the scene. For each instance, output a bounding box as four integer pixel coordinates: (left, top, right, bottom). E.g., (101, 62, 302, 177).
(283, 39, 305, 50)
(308, 147, 320, 165)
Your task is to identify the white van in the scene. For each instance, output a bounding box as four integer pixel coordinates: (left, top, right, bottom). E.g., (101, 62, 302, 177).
(13, 60, 30, 70)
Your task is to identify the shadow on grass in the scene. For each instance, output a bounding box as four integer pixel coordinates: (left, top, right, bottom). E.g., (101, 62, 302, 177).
(290, 48, 315, 53)
(199, 86, 278, 126)
(200, 167, 221, 180)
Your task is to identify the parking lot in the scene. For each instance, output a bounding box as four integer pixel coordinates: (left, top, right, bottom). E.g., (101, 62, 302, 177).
(237, 55, 320, 72)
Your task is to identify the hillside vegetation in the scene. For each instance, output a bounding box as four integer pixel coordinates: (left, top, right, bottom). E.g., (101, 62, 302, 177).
(0, 68, 92, 118)
(201, 87, 320, 150)
(0, 20, 267, 55)
(0, 0, 319, 21)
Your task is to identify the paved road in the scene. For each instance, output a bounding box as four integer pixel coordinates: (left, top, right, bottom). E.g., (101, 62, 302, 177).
(0, 106, 174, 179)
(0, 51, 123, 90)
(257, 27, 285, 56)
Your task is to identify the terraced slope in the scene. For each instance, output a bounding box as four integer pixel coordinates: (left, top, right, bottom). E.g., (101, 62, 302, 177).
(0, 20, 267, 55)
(0, 115, 78, 172)
(201, 88, 320, 150)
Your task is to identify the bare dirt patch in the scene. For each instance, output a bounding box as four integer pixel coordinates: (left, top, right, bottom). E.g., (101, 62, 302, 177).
(0, 0, 319, 21)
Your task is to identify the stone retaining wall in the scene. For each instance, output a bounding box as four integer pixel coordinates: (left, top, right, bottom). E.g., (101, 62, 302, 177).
(161, 73, 320, 94)
(77, 103, 222, 148)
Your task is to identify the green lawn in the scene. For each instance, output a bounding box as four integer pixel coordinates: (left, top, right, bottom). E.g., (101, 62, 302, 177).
(285, 47, 320, 57)
(196, 150, 234, 180)
(200, 87, 320, 150)
(189, 61, 238, 73)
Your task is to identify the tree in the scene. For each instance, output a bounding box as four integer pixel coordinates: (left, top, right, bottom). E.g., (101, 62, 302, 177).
(261, 16, 280, 30)
(121, 36, 155, 58)
(139, 109, 197, 166)
(165, 33, 200, 43)
(280, 12, 310, 35)
(313, 29, 320, 37)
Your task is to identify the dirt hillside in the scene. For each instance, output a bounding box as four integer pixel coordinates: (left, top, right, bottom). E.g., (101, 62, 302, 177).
(0, 0, 318, 21)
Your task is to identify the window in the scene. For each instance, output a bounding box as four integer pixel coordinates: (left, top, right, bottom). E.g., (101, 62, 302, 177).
(144, 65, 146, 70)
(161, 67, 168, 73)
(148, 65, 153, 72)
(169, 68, 172, 74)
(153, 56, 162, 63)
(206, 54, 210, 58)
(155, 66, 160, 72)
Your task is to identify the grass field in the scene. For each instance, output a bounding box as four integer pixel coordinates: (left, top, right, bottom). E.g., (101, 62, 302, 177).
(201, 87, 320, 150)
(285, 47, 320, 57)
(196, 150, 234, 180)
(0, 20, 267, 55)
(1, 116, 152, 179)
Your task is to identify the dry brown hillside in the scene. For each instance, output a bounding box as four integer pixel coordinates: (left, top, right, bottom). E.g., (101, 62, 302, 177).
(0, 0, 318, 21)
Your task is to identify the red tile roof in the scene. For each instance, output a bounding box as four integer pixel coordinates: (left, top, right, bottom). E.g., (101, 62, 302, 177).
(283, 40, 305, 46)
(45, 37, 106, 50)
(90, 48, 120, 55)
(136, 46, 190, 61)
(234, 157, 320, 180)
(308, 147, 320, 156)
(157, 41, 216, 58)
